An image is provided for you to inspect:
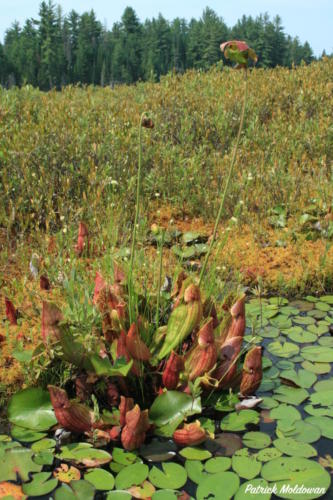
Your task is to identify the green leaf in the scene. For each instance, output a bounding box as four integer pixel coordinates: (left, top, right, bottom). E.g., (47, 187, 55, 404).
(0, 447, 42, 481)
(301, 361, 331, 374)
(196, 471, 239, 500)
(31, 438, 56, 452)
(277, 420, 321, 444)
(33, 450, 55, 465)
(57, 444, 111, 467)
(283, 327, 317, 343)
(149, 391, 201, 436)
(185, 460, 207, 485)
(301, 346, 333, 362)
(261, 457, 331, 499)
(256, 447, 282, 462)
(22, 472, 58, 496)
(235, 478, 271, 500)
(151, 491, 178, 500)
(270, 404, 301, 422)
(320, 295, 333, 304)
(280, 369, 316, 388)
(10, 425, 47, 442)
(115, 463, 148, 489)
(204, 457, 231, 473)
(305, 416, 333, 439)
(267, 341, 299, 358)
(273, 386, 309, 405)
(149, 463, 187, 489)
(273, 438, 317, 458)
(112, 447, 138, 465)
(293, 315, 316, 325)
(54, 480, 95, 500)
(179, 447, 212, 461)
(90, 354, 133, 377)
(84, 469, 115, 490)
(232, 449, 261, 480)
(220, 410, 259, 431)
(8, 388, 57, 431)
(242, 432, 271, 449)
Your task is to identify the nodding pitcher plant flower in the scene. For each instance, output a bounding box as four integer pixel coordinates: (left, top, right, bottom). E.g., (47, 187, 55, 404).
(5, 297, 18, 326)
(220, 40, 258, 68)
(75, 221, 89, 256)
(240, 346, 263, 396)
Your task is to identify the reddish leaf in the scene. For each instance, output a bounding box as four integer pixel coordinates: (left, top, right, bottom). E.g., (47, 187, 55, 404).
(121, 404, 150, 450)
(40, 275, 51, 291)
(240, 346, 263, 396)
(213, 335, 243, 389)
(225, 295, 246, 342)
(75, 222, 89, 256)
(126, 323, 151, 361)
(48, 385, 93, 433)
(162, 351, 184, 390)
(41, 301, 63, 346)
(173, 421, 207, 447)
(93, 272, 106, 304)
(5, 297, 17, 325)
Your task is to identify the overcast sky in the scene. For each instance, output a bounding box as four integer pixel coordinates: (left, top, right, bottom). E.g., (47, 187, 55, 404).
(0, 0, 331, 56)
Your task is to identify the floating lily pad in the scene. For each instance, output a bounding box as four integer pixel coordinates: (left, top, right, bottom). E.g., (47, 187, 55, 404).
(279, 369, 317, 388)
(262, 357, 273, 369)
(58, 445, 112, 467)
(0, 482, 27, 499)
(54, 480, 95, 500)
(234, 478, 271, 500)
(304, 405, 333, 417)
(276, 360, 294, 370)
(305, 416, 333, 439)
(0, 447, 42, 481)
(301, 346, 333, 362)
(179, 446, 212, 461)
(308, 309, 327, 320)
(301, 361, 331, 374)
(257, 379, 277, 393)
(277, 420, 321, 444)
(8, 388, 57, 431)
(54, 464, 81, 483)
(256, 447, 282, 462)
(260, 326, 279, 338)
(269, 297, 288, 306)
(270, 404, 301, 422)
(232, 449, 261, 480)
(112, 447, 138, 465)
(242, 432, 271, 449)
(128, 480, 156, 499)
(264, 366, 280, 379)
(204, 457, 231, 473)
(31, 438, 56, 452)
(220, 410, 259, 432)
(314, 380, 333, 392)
(290, 300, 314, 311)
(196, 471, 240, 500)
(185, 460, 207, 485)
(214, 392, 240, 412)
(273, 438, 317, 458)
(84, 469, 115, 490)
(259, 397, 279, 410)
(293, 315, 316, 325)
(273, 386, 309, 405)
(321, 295, 333, 304)
(271, 316, 292, 330)
(316, 302, 331, 312)
(151, 491, 177, 500)
(33, 450, 54, 466)
(139, 440, 176, 462)
(307, 324, 329, 336)
(115, 463, 149, 489)
(11, 425, 47, 443)
(284, 327, 317, 343)
(149, 463, 187, 490)
(261, 457, 330, 499)
(22, 472, 58, 496)
(267, 341, 299, 358)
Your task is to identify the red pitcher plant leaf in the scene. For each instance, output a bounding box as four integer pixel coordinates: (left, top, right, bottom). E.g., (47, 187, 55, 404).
(162, 351, 184, 390)
(75, 374, 94, 402)
(48, 385, 94, 433)
(93, 271, 106, 304)
(225, 294, 246, 342)
(75, 221, 89, 256)
(40, 274, 51, 290)
(126, 323, 151, 361)
(119, 395, 134, 426)
(41, 301, 63, 346)
(240, 346, 263, 396)
(173, 421, 207, 447)
(121, 404, 150, 451)
(5, 297, 18, 325)
(184, 318, 217, 381)
(213, 335, 243, 389)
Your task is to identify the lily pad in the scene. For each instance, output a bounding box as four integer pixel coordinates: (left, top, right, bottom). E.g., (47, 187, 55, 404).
(305, 416, 333, 439)
(149, 463, 187, 490)
(271, 316, 292, 330)
(261, 457, 330, 499)
(11, 425, 47, 442)
(279, 369, 317, 388)
(301, 346, 333, 362)
(31, 438, 56, 452)
(318, 337, 333, 347)
(293, 315, 316, 325)
(8, 388, 57, 431)
(84, 469, 115, 490)
(115, 463, 148, 489)
(54, 480, 95, 500)
(54, 464, 81, 483)
(58, 445, 112, 467)
(106, 492, 132, 500)
(185, 460, 207, 485)
(273, 386, 308, 405)
(314, 380, 333, 392)
(34, 450, 55, 465)
(0, 447, 42, 481)
(234, 478, 271, 500)
(112, 447, 138, 465)
(128, 480, 156, 499)
(267, 341, 299, 358)
(151, 491, 177, 500)
(321, 295, 333, 304)
(301, 361, 331, 374)
(316, 302, 331, 312)
(220, 410, 259, 432)
(232, 449, 261, 480)
(259, 397, 279, 410)
(22, 472, 58, 496)
(196, 471, 240, 500)
(256, 447, 282, 462)
(273, 438, 317, 457)
(270, 404, 301, 422)
(277, 420, 321, 443)
(284, 328, 317, 344)
(242, 432, 271, 449)
(307, 324, 329, 335)
(290, 300, 314, 311)
(204, 457, 231, 473)
(179, 446, 212, 461)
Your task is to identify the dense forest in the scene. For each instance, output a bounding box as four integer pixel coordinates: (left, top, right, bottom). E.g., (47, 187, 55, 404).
(0, 1, 320, 89)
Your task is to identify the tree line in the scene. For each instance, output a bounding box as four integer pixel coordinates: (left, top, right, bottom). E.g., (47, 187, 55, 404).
(0, 1, 320, 89)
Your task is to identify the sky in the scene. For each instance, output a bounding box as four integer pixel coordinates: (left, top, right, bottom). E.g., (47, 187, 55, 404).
(0, 0, 331, 56)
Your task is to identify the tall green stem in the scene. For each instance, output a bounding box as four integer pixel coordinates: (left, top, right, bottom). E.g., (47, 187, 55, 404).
(199, 70, 248, 286)
(128, 112, 147, 323)
(155, 230, 165, 330)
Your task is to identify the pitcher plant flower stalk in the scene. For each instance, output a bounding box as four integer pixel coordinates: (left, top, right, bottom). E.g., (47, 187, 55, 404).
(128, 112, 154, 323)
(199, 41, 257, 287)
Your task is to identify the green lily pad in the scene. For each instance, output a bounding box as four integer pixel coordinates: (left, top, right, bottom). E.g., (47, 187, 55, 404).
(10, 425, 47, 442)
(262, 357, 273, 369)
(267, 341, 299, 358)
(256, 447, 282, 462)
(273, 438, 317, 458)
(260, 326, 279, 338)
(232, 449, 261, 480)
(151, 491, 177, 500)
(220, 410, 260, 432)
(140, 440, 176, 462)
(54, 480, 95, 500)
(242, 432, 271, 449)
(84, 469, 115, 490)
(115, 463, 148, 489)
(234, 478, 271, 500)
(321, 295, 333, 304)
(149, 391, 201, 437)
(318, 337, 333, 347)
(290, 300, 314, 311)
(196, 471, 240, 500)
(0, 447, 42, 481)
(273, 386, 309, 405)
(308, 309, 327, 320)
(128, 480, 156, 499)
(106, 492, 131, 500)
(276, 360, 294, 370)
(260, 397, 279, 410)
(293, 315, 316, 325)
(58, 445, 112, 467)
(22, 472, 58, 496)
(277, 420, 321, 443)
(307, 324, 329, 335)
(305, 416, 333, 439)
(179, 446, 212, 460)
(264, 366, 280, 379)
(301, 346, 333, 362)
(112, 447, 138, 465)
(8, 388, 57, 431)
(214, 392, 240, 412)
(261, 457, 330, 499)
(304, 405, 333, 417)
(279, 369, 317, 388)
(269, 297, 289, 306)
(33, 450, 55, 466)
(301, 361, 331, 374)
(284, 327, 317, 343)
(31, 438, 56, 452)
(185, 460, 207, 485)
(316, 302, 331, 312)
(257, 379, 277, 393)
(314, 380, 333, 392)
(271, 315, 292, 329)
(149, 463, 187, 489)
(270, 404, 301, 422)
(204, 457, 231, 473)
